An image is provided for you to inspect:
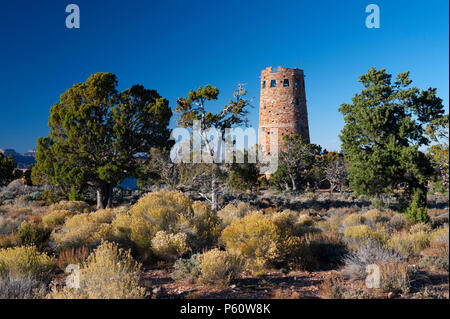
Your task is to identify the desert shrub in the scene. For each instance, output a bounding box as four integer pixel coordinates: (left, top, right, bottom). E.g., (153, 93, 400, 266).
(389, 213, 406, 232)
(172, 254, 202, 283)
(405, 191, 430, 224)
(17, 221, 51, 251)
(378, 262, 411, 294)
(318, 274, 368, 299)
(221, 213, 282, 270)
(388, 231, 430, 256)
(343, 225, 386, 248)
(198, 249, 243, 286)
(112, 191, 220, 259)
(363, 209, 392, 224)
(42, 209, 73, 228)
(319, 214, 345, 233)
(342, 240, 403, 280)
(47, 241, 147, 299)
(430, 226, 449, 243)
(342, 214, 365, 227)
(52, 207, 126, 250)
(0, 274, 47, 299)
(0, 233, 16, 249)
(181, 202, 222, 251)
(0, 245, 55, 279)
(151, 231, 188, 261)
(56, 246, 90, 270)
(409, 223, 432, 234)
(49, 201, 92, 214)
(418, 240, 449, 271)
(0, 214, 22, 235)
(217, 202, 253, 226)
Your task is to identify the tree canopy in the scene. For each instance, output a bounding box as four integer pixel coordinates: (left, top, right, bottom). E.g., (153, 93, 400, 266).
(339, 68, 446, 209)
(33, 72, 172, 208)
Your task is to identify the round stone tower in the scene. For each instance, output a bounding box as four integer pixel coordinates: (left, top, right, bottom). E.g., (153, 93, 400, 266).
(258, 66, 310, 154)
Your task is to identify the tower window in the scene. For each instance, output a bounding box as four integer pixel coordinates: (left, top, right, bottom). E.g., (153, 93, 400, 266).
(295, 80, 299, 88)
(295, 98, 299, 105)
(262, 81, 266, 88)
(283, 79, 289, 87)
(262, 127, 265, 132)
(270, 80, 276, 88)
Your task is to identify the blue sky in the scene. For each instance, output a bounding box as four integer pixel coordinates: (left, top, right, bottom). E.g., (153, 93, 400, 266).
(0, 0, 448, 153)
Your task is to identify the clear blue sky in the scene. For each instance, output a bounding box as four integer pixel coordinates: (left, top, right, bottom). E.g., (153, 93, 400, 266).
(0, 0, 448, 153)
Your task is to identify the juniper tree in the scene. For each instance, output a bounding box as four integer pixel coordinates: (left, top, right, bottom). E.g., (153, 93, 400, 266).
(339, 68, 446, 209)
(33, 73, 172, 208)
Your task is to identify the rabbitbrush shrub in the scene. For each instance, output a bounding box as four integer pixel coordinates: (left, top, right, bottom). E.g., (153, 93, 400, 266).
(0, 245, 55, 279)
(47, 241, 147, 299)
(112, 191, 220, 260)
(151, 231, 188, 261)
(198, 249, 243, 286)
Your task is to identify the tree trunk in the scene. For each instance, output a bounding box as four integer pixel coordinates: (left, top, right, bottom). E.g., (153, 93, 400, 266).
(97, 183, 113, 209)
(211, 177, 218, 212)
(289, 174, 297, 191)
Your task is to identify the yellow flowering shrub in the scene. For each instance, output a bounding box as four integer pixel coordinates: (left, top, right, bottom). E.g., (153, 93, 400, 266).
(388, 231, 430, 256)
(112, 191, 220, 259)
(47, 241, 147, 299)
(0, 245, 55, 279)
(49, 201, 92, 214)
(344, 225, 386, 247)
(217, 202, 253, 226)
(42, 209, 73, 228)
(198, 249, 243, 285)
(363, 209, 392, 224)
(342, 214, 365, 227)
(221, 213, 283, 270)
(151, 231, 188, 261)
(52, 207, 126, 250)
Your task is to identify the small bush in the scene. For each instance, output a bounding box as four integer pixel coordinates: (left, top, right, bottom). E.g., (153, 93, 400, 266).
(409, 223, 432, 234)
(198, 249, 243, 286)
(378, 262, 411, 294)
(0, 245, 55, 279)
(17, 222, 51, 250)
(343, 225, 386, 248)
(56, 246, 90, 270)
(363, 209, 391, 224)
(342, 214, 365, 227)
(388, 231, 430, 257)
(342, 240, 403, 280)
(430, 226, 449, 243)
(47, 241, 147, 299)
(49, 201, 92, 214)
(389, 213, 406, 232)
(172, 254, 202, 283)
(42, 210, 73, 228)
(53, 207, 126, 250)
(217, 202, 253, 227)
(151, 231, 188, 261)
(0, 274, 47, 299)
(319, 274, 368, 299)
(221, 213, 282, 270)
(405, 191, 430, 224)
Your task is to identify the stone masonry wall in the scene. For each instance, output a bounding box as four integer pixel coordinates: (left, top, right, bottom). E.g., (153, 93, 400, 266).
(258, 66, 310, 154)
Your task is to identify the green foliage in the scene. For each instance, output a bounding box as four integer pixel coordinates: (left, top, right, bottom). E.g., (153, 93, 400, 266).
(339, 68, 445, 208)
(33, 73, 172, 208)
(17, 222, 51, 251)
(0, 154, 15, 186)
(405, 189, 430, 224)
(270, 135, 321, 191)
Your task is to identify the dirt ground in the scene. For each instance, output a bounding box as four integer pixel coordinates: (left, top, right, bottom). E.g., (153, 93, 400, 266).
(141, 266, 449, 299)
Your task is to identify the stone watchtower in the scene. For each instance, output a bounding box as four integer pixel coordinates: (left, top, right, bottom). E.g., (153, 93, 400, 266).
(258, 66, 310, 154)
